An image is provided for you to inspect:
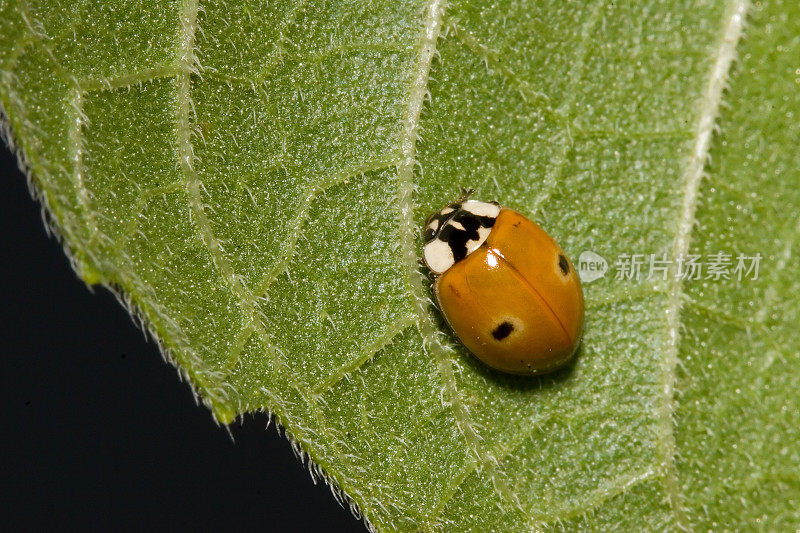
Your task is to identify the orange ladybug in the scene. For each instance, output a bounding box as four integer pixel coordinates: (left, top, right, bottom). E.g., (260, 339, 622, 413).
(423, 191, 584, 375)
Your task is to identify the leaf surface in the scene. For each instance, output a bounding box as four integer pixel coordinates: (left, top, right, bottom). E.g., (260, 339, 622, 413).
(1, 0, 798, 530)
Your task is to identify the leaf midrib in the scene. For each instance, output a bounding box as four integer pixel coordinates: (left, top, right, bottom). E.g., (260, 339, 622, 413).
(655, 1, 749, 529)
(394, 0, 525, 521)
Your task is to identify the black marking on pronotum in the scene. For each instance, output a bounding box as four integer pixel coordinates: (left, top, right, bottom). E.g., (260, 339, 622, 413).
(438, 211, 496, 261)
(422, 202, 462, 243)
(558, 254, 570, 275)
(492, 321, 514, 341)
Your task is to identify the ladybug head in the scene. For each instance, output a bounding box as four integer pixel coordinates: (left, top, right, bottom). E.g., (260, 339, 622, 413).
(422, 197, 501, 275)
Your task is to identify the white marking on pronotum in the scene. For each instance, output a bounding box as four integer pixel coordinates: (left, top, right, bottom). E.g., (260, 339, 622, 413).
(658, 1, 749, 530)
(449, 220, 466, 231)
(461, 200, 500, 218)
(467, 225, 493, 255)
(423, 239, 455, 274)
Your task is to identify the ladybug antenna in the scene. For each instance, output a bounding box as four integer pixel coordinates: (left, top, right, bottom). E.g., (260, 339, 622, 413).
(458, 187, 475, 203)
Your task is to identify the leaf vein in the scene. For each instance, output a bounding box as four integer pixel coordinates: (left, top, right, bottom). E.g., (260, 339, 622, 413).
(218, 157, 402, 391)
(528, 1, 604, 216)
(396, 0, 523, 515)
(247, 0, 309, 81)
(66, 86, 99, 254)
(449, 24, 569, 129)
(253, 156, 401, 301)
(207, 41, 411, 87)
(79, 65, 186, 93)
(420, 402, 635, 527)
(657, 2, 749, 530)
(310, 316, 416, 396)
(532, 468, 659, 527)
(174, 0, 280, 415)
(573, 129, 695, 142)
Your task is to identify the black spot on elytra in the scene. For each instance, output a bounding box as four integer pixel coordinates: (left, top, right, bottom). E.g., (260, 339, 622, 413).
(558, 254, 570, 275)
(491, 321, 514, 341)
(439, 211, 496, 261)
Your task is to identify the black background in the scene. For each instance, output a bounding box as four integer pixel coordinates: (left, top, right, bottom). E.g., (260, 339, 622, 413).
(0, 141, 363, 532)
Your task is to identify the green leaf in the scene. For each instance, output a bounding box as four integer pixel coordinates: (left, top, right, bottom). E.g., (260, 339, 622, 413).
(2, 0, 798, 530)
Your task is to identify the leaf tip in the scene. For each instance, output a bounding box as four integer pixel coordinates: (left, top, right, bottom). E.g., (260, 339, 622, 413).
(211, 402, 238, 425)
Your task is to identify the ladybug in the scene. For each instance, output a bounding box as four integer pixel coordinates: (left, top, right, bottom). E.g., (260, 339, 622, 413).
(422, 190, 584, 375)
